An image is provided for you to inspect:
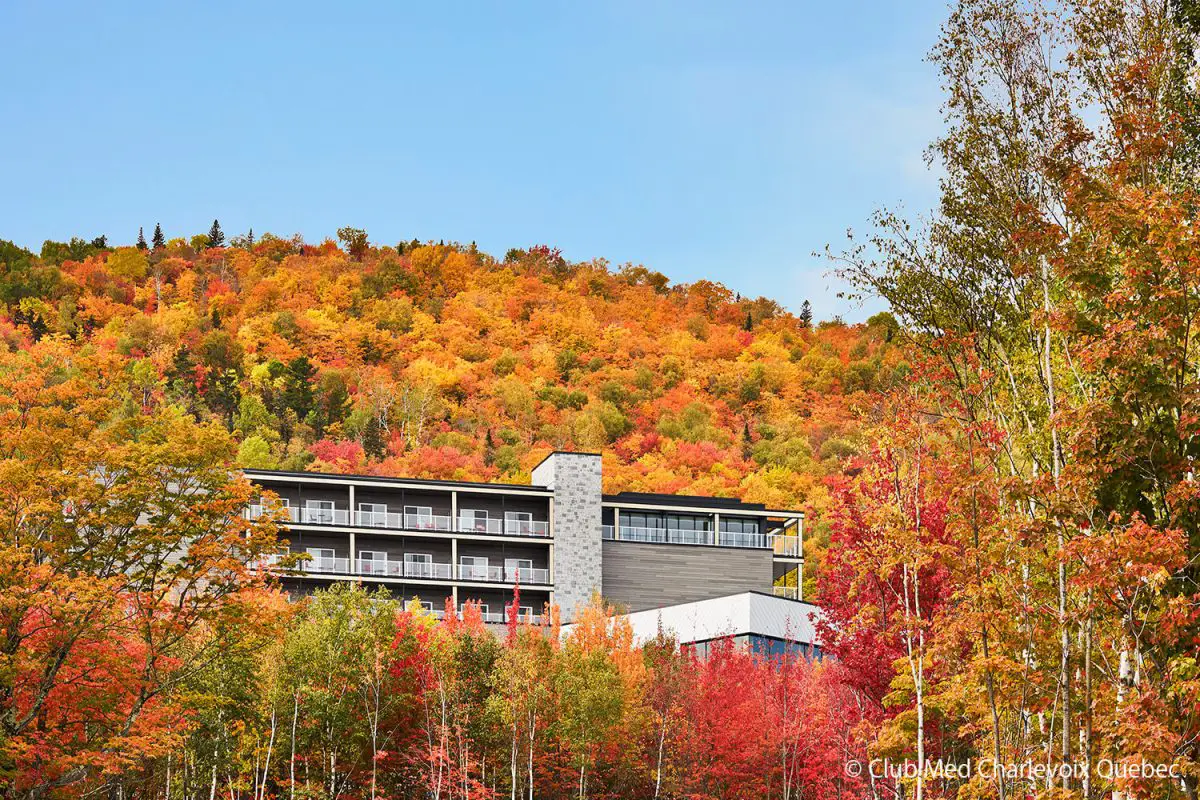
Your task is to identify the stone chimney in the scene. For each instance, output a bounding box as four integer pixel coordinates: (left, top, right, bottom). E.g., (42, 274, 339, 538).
(531, 451, 602, 621)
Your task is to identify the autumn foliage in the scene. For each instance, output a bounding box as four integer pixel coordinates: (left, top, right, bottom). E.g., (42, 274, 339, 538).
(12, 0, 1200, 797)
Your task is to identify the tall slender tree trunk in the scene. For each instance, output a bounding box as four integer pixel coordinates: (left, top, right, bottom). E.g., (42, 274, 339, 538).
(290, 691, 298, 800)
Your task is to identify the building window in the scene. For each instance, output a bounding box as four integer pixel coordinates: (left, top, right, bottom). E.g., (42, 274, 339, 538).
(720, 517, 759, 534)
(505, 558, 533, 582)
(404, 552, 432, 578)
(358, 502, 388, 527)
(304, 499, 334, 524)
(306, 547, 335, 571)
(404, 505, 434, 529)
(459, 509, 490, 533)
(505, 511, 533, 535)
(460, 555, 490, 581)
(359, 550, 387, 574)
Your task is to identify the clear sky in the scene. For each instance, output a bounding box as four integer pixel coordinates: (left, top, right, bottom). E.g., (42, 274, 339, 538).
(0, 1, 947, 321)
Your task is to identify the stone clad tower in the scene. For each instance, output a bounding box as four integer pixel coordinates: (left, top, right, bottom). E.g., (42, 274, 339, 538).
(531, 451, 602, 621)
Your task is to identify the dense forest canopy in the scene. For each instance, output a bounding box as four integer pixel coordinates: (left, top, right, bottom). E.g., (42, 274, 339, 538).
(0, 229, 903, 575)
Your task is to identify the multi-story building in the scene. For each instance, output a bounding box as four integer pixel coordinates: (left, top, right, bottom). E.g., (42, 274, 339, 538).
(246, 451, 804, 623)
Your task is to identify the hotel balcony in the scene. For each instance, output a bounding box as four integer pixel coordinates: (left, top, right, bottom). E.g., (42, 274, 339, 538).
(259, 552, 550, 585)
(602, 524, 799, 554)
(772, 535, 801, 557)
(248, 505, 550, 538)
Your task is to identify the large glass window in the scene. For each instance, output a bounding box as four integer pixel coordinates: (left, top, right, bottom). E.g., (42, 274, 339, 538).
(720, 517, 760, 534)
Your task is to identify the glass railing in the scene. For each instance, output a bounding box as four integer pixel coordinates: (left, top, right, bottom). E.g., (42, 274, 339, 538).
(304, 556, 351, 574)
(458, 563, 504, 582)
(719, 531, 768, 548)
(771, 535, 802, 557)
(406, 561, 454, 580)
(505, 519, 550, 537)
(458, 517, 505, 535)
(601, 524, 799, 555)
(506, 567, 551, 584)
(248, 505, 550, 537)
(356, 559, 455, 580)
(772, 585, 801, 600)
(262, 553, 548, 584)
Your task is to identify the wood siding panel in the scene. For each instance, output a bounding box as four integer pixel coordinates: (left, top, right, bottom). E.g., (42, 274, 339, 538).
(601, 541, 772, 612)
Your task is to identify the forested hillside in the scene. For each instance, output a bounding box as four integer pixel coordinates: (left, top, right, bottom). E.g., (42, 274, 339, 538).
(0, 230, 902, 563)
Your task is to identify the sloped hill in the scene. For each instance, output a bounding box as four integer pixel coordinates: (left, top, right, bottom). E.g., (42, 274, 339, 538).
(1, 232, 905, 560)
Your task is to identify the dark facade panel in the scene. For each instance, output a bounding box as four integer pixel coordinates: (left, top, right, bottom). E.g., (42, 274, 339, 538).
(601, 541, 773, 613)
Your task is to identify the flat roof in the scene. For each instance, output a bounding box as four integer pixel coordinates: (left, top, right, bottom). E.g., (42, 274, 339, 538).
(602, 491, 803, 517)
(603, 491, 767, 510)
(242, 466, 801, 516)
(243, 468, 552, 493)
(577, 591, 823, 646)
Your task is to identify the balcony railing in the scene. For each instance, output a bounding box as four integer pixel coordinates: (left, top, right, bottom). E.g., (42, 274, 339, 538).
(455, 564, 550, 584)
(772, 535, 802, 557)
(506, 566, 551, 584)
(721, 531, 770, 548)
(601, 524, 799, 555)
(459, 563, 503, 582)
(772, 585, 801, 600)
(358, 559, 455, 580)
(457, 517, 551, 537)
(248, 505, 550, 538)
(261, 553, 549, 585)
(305, 556, 351, 574)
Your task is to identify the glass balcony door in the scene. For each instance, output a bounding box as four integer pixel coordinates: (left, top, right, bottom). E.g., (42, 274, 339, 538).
(405, 505, 435, 530)
(359, 549, 388, 575)
(459, 508, 493, 534)
(459, 555, 490, 581)
(303, 499, 335, 524)
(505, 511, 533, 536)
(358, 503, 389, 527)
(404, 552, 433, 579)
(505, 558, 533, 582)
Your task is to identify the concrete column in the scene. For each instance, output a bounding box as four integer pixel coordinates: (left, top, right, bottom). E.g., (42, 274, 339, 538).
(349, 532, 356, 574)
(348, 484, 355, 525)
(713, 513, 721, 547)
(451, 537, 460, 616)
(451, 490, 458, 531)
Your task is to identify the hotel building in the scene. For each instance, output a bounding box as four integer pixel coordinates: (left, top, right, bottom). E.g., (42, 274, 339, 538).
(246, 451, 805, 624)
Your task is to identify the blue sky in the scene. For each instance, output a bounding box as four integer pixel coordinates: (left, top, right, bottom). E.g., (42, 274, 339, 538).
(0, 1, 947, 321)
